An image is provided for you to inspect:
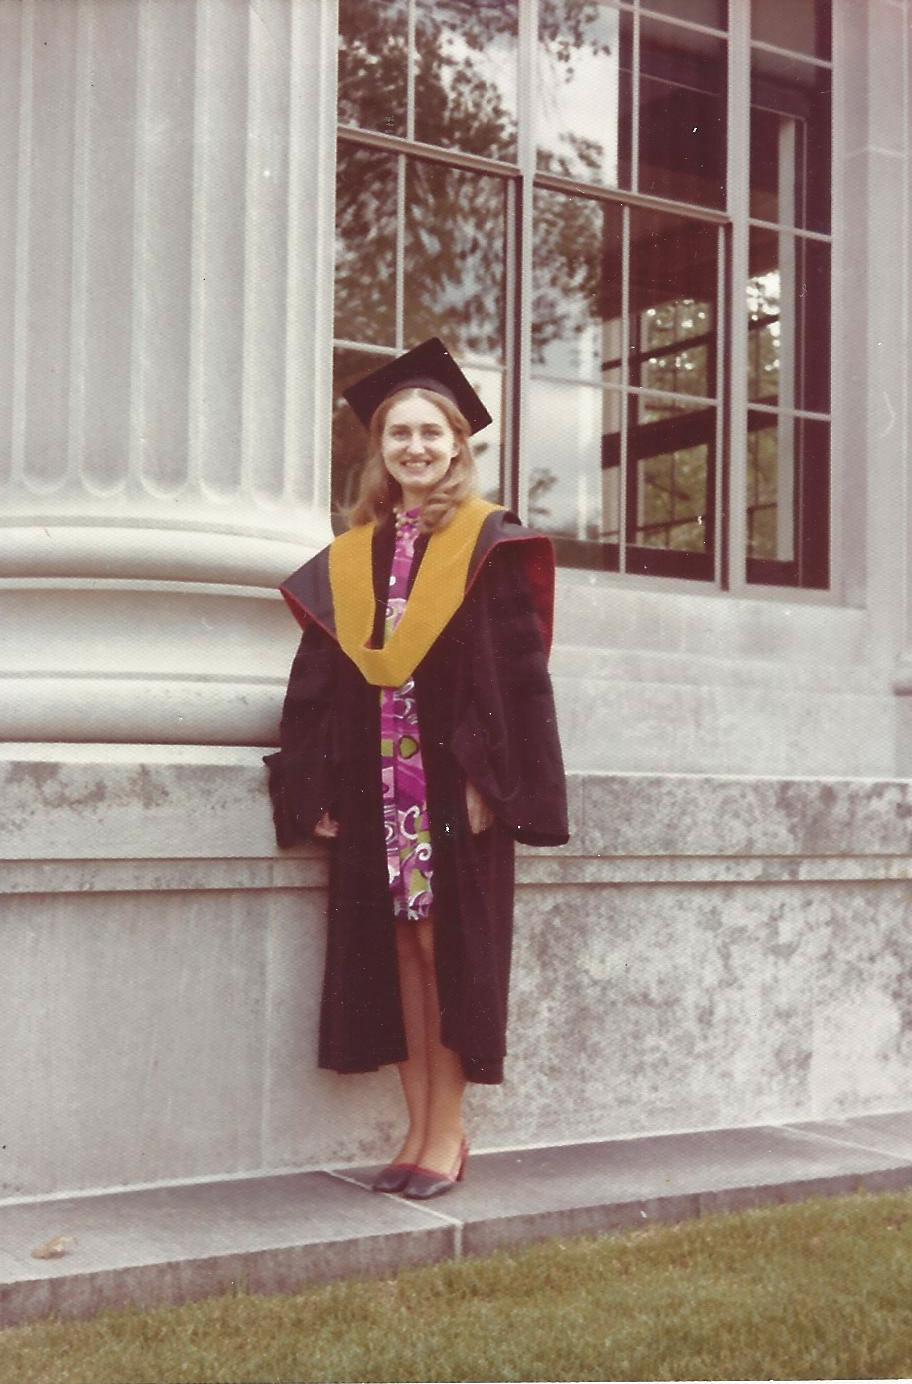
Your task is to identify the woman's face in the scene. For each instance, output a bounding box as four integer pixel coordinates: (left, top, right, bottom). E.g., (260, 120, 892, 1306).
(380, 394, 458, 508)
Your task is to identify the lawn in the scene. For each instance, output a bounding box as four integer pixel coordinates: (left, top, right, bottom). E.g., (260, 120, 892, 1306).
(4, 1189, 912, 1382)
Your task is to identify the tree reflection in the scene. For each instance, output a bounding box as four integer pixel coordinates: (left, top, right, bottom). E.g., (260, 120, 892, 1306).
(337, 0, 617, 364)
(335, 0, 720, 561)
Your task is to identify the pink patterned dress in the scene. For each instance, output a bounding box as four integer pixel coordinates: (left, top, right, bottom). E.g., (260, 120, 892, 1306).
(380, 509, 434, 921)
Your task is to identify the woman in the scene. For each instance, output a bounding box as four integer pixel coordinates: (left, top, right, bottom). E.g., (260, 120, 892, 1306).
(266, 338, 568, 1200)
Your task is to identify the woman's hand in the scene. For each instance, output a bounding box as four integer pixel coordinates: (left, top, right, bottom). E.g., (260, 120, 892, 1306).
(465, 779, 495, 835)
(313, 811, 340, 839)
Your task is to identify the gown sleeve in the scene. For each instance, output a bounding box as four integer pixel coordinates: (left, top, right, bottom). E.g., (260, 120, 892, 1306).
(451, 542, 569, 847)
(264, 618, 338, 848)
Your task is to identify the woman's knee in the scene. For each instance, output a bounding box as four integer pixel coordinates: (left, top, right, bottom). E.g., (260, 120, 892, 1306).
(395, 917, 437, 977)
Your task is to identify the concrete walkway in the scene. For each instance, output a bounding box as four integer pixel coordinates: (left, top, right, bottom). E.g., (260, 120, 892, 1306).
(3, 1110, 912, 1328)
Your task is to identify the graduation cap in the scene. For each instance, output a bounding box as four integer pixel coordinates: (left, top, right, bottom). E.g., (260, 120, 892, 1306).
(342, 338, 493, 436)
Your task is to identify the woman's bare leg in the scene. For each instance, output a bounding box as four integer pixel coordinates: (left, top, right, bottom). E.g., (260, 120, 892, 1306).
(391, 920, 431, 1165)
(413, 917, 467, 1174)
(390, 915, 467, 1175)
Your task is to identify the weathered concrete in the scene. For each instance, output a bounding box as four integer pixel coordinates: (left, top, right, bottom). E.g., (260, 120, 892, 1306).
(4, 747, 912, 1201)
(551, 576, 898, 777)
(3, 1111, 912, 1328)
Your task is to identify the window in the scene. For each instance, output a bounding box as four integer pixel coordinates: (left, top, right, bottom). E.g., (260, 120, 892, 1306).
(333, 0, 832, 591)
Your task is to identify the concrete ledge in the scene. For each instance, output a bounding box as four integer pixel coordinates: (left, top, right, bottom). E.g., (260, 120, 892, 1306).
(3, 1111, 912, 1328)
(5, 756, 912, 1198)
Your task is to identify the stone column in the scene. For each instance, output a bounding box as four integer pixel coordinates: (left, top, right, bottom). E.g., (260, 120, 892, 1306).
(836, 0, 912, 768)
(0, 0, 336, 743)
(890, 0, 912, 740)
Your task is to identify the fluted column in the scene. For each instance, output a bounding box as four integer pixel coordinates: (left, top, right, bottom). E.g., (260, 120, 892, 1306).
(0, 0, 337, 742)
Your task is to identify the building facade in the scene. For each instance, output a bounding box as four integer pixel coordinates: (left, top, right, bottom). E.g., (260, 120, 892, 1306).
(2, 0, 912, 1203)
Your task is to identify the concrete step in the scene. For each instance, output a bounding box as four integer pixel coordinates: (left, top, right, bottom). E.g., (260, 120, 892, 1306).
(3, 1111, 912, 1328)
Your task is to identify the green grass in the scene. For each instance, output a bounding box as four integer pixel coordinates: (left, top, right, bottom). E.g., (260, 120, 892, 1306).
(5, 1189, 912, 1382)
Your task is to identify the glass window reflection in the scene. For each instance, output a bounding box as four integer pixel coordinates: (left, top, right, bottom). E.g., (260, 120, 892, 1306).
(414, 0, 518, 159)
(746, 412, 829, 584)
(751, 56, 831, 232)
(403, 161, 506, 362)
(333, 0, 833, 589)
(532, 189, 623, 384)
(746, 412, 787, 560)
(629, 394, 714, 552)
(639, 301, 713, 400)
(748, 228, 830, 414)
(338, 0, 408, 138)
(334, 146, 398, 348)
(457, 363, 504, 503)
(638, 17, 726, 208)
(640, 0, 726, 27)
(537, 2, 628, 187)
(527, 379, 621, 550)
(331, 347, 391, 521)
(752, 0, 831, 60)
(629, 208, 718, 400)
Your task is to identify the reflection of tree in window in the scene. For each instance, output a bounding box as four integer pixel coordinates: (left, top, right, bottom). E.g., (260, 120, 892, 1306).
(641, 300, 713, 400)
(626, 212, 717, 555)
(335, 146, 398, 347)
(747, 271, 780, 404)
(338, 0, 408, 138)
(337, 2, 615, 366)
(404, 161, 506, 359)
(531, 190, 616, 376)
(334, 0, 831, 587)
(339, 0, 517, 157)
(528, 466, 559, 526)
(636, 443, 709, 552)
(536, 1, 621, 185)
(747, 423, 778, 558)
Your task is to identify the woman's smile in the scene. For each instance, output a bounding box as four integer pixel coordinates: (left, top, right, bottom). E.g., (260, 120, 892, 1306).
(381, 395, 457, 507)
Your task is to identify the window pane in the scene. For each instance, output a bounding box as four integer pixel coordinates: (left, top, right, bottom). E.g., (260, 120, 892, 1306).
(536, 2, 629, 187)
(638, 17, 726, 207)
(460, 363, 504, 503)
(640, 0, 727, 27)
(414, 0, 518, 160)
(334, 146, 398, 347)
(403, 161, 506, 362)
(338, 0, 407, 137)
(527, 379, 621, 546)
(331, 346, 389, 520)
(639, 301, 714, 399)
(751, 55, 831, 231)
(752, 0, 831, 60)
(746, 412, 829, 584)
(746, 412, 784, 560)
(748, 228, 830, 413)
(629, 208, 718, 399)
(746, 254, 779, 407)
(532, 189, 623, 383)
(629, 394, 714, 552)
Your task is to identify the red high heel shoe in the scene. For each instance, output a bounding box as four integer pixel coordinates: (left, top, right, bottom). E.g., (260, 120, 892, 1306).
(371, 1162, 417, 1194)
(403, 1139, 469, 1200)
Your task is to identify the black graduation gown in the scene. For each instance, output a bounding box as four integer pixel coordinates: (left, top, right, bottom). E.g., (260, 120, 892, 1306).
(265, 506, 569, 1085)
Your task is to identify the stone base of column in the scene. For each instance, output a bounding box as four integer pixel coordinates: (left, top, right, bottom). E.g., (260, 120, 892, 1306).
(1, 518, 330, 743)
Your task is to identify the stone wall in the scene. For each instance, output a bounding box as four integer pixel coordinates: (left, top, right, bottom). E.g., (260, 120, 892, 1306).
(3, 745, 911, 1203)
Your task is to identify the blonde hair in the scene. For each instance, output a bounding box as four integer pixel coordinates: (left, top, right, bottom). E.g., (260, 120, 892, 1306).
(347, 388, 479, 534)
